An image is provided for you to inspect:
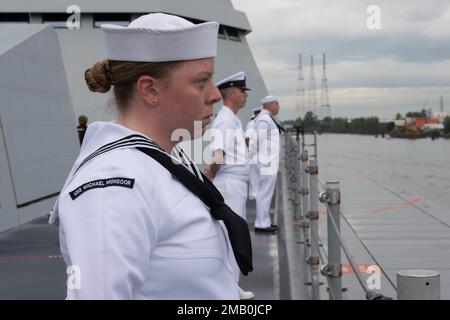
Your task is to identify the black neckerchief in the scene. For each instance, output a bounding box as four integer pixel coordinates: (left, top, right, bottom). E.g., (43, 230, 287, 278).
(136, 147, 253, 276)
(269, 115, 286, 133)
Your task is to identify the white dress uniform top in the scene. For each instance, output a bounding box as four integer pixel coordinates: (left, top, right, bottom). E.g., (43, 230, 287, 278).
(245, 115, 259, 200)
(51, 122, 238, 299)
(210, 71, 250, 284)
(49, 13, 240, 300)
(210, 105, 249, 219)
(254, 105, 280, 229)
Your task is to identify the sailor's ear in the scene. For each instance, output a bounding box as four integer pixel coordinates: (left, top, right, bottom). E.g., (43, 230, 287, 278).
(136, 75, 159, 106)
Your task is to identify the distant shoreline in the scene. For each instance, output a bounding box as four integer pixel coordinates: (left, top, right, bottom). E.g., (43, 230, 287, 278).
(299, 131, 450, 140)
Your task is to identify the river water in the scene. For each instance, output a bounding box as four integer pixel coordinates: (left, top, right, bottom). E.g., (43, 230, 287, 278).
(315, 134, 450, 212)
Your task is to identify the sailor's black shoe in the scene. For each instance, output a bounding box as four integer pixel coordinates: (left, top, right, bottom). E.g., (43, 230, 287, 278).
(254, 226, 278, 233)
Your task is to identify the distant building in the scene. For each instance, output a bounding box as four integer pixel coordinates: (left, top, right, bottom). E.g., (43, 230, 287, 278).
(414, 117, 439, 130)
(433, 112, 450, 123)
(394, 119, 406, 127)
(424, 123, 444, 130)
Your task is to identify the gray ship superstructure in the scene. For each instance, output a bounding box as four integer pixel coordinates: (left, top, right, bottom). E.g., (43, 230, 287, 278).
(0, 0, 268, 232)
(0, 0, 268, 123)
(0, 24, 79, 232)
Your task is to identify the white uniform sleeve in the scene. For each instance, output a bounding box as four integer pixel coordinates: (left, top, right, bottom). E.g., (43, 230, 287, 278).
(210, 120, 234, 155)
(255, 118, 270, 131)
(244, 121, 253, 139)
(245, 133, 255, 159)
(59, 175, 157, 300)
(255, 119, 271, 166)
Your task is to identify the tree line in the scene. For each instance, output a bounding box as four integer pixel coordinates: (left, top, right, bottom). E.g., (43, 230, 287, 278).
(283, 111, 450, 137)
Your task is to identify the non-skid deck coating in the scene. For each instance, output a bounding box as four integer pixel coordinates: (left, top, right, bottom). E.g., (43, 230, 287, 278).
(0, 217, 65, 299)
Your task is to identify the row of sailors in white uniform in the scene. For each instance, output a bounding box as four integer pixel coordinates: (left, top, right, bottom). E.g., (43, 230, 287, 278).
(210, 104, 281, 230)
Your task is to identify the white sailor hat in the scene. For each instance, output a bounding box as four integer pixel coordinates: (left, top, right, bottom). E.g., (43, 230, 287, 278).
(261, 95, 278, 105)
(101, 13, 219, 62)
(215, 71, 251, 91)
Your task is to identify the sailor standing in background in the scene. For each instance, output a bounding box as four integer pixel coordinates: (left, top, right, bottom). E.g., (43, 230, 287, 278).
(254, 95, 283, 233)
(77, 115, 88, 145)
(48, 13, 254, 299)
(245, 107, 262, 200)
(205, 71, 255, 300)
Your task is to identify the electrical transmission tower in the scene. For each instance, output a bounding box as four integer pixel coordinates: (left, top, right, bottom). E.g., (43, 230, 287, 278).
(295, 53, 305, 119)
(440, 95, 444, 113)
(320, 53, 331, 120)
(307, 55, 317, 118)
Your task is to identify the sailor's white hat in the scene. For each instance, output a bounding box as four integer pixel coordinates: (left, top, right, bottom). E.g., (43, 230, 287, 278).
(101, 13, 219, 62)
(215, 71, 251, 91)
(261, 95, 278, 105)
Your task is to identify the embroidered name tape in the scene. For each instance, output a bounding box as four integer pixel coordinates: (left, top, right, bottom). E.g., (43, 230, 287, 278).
(69, 177, 135, 200)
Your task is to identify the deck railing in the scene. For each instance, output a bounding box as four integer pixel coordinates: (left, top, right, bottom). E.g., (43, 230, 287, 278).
(281, 130, 440, 300)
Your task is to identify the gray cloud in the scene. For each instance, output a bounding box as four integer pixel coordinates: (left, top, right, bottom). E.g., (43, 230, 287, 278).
(232, 0, 450, 119)
(252, 32, 450, 64)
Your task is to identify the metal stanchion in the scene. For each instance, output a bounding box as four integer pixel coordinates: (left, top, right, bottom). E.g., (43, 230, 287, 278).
(293, 141, 301, 220)
(286, 136, 294, 203)
(307, 159, 320, 299)
(313, 131, 318, 161)
(321, 181, 342, 300)
(301, 149, 309, 244)
(291, 144, 297, 208)
(296, 137, 304, 226)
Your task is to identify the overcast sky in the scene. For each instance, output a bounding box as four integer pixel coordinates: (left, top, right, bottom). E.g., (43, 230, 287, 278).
(231, 0, 450, 120)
